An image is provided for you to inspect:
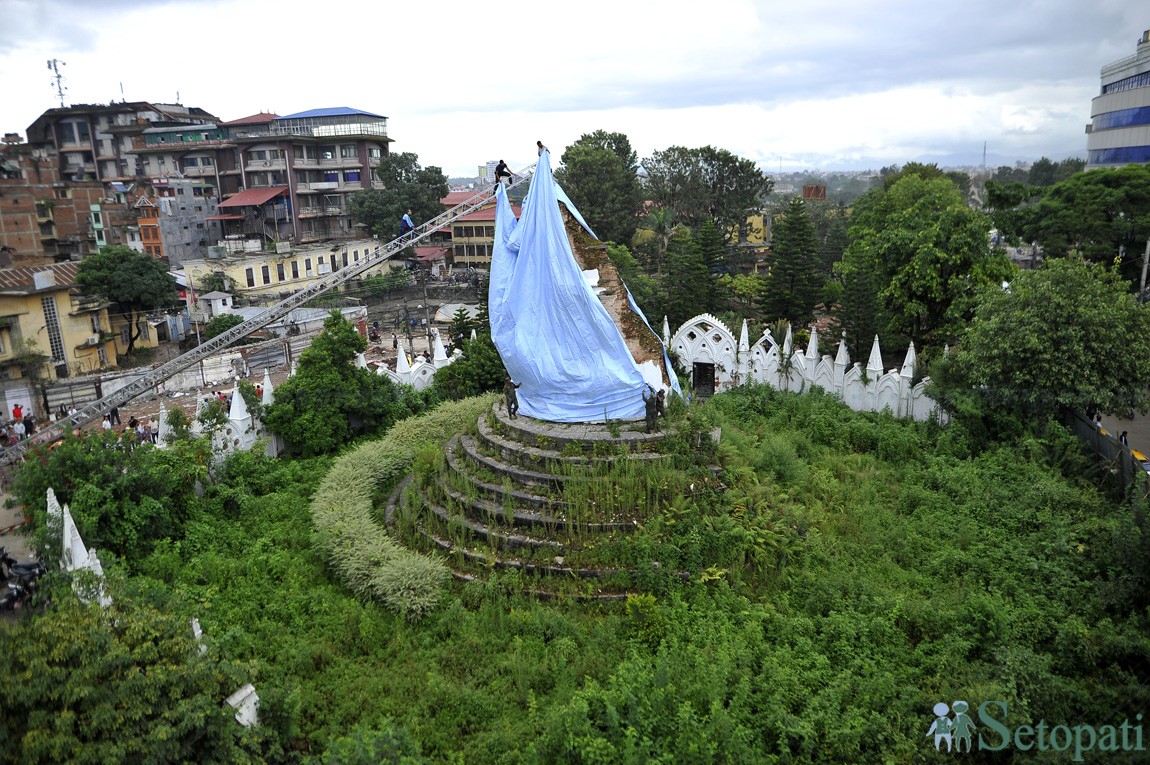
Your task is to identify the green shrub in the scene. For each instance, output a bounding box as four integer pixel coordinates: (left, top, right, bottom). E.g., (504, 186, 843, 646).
(374, 554, 452, 621)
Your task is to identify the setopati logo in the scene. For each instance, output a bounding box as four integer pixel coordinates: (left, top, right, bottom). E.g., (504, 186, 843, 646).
(928, 700, 1145, 761)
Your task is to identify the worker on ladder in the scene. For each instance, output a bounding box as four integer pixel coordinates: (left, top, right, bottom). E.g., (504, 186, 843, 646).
(400, 209, 415, 241)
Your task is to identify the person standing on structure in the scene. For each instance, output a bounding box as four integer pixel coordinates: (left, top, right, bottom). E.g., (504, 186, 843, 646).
(494, 159, 513, 188)
(400, 209, 415, 240)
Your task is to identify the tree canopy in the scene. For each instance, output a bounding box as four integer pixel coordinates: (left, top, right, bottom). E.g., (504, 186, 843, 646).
(349, 153, 448, 240)
(641, 146, 772, 242)
(1018, 163, 1150, 283)
(942, 256, 1150, 419)
(555, 130, 643, 246)
(844, 173, 1012, 347)
(76, 246, 179, 356)
(761, 197, 820, 326)
(263, 311, 427, 456)
(0, 594, 258, 764)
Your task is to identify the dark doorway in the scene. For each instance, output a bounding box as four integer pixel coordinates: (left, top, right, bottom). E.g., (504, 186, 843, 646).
(692, 362, 715, 398)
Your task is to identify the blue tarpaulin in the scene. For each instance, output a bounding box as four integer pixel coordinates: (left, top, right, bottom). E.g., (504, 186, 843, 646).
(488, 149, 663, 422)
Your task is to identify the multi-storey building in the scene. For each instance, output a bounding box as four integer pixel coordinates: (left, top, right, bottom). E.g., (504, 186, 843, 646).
(0, 135, 134, 262)
(440, 191, 518, 269)
(181, 237, 387, 311)
(1087, 28, 1150, 167)
(130, 107, 391, 248)
(0, 262, 118, 394)
(23, 102, 218, 184)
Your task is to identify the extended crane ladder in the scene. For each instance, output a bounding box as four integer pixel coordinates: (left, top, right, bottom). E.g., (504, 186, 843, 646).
(9, 164, 538, 459)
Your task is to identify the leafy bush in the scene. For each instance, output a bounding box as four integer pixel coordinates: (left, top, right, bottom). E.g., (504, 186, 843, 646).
(310, 396, 496, 620)
(374, 555, 452, 621)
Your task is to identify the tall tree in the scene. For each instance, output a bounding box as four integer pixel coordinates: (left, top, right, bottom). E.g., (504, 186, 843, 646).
(555, 130, 643, 245)
(349, 152, 448, 239)
(1019, 163, 1150, 283)
(845, 174, 1012, 347)
(631, 206, 681, 270)
(695, 220, 725, 312)
(761, 197, 820, 326)
(661, 228, 709, 330)
(641, 146, 772, 241)
(942, 256, 1150, 418)
(75, 245, 179, 356)
(264, 311, 426, 456)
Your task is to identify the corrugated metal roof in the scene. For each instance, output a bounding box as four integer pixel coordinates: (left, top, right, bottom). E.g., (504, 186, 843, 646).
(0, 261, 80, 293)
(219, 186, 288, 208)
(276, 107, 386, 120)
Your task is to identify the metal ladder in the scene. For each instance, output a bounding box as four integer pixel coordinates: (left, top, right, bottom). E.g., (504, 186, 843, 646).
(9, 164, 536, 459)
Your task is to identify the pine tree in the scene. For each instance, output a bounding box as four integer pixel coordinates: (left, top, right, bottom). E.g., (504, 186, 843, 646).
(662, 229, 710, 329)
(761, 197, 819, 325)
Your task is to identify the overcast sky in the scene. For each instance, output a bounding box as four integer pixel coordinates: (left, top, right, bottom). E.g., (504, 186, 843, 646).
(0, 0, 1145, 177)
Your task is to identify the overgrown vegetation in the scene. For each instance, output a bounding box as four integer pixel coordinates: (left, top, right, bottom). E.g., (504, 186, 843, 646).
(3, 384, 1147, 762)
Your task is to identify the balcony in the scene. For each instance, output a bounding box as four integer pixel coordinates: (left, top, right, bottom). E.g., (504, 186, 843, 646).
(297, 181, 339, 191)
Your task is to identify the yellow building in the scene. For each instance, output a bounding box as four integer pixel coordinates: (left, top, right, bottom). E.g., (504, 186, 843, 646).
(181, 237, 387, 310)
(0, 261, 118, 415)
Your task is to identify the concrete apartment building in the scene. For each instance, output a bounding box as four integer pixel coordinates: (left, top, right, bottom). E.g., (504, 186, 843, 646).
(130, 107, 392, 248)
(1087, 28, 1150, 167)
(0, 136, 136, 263)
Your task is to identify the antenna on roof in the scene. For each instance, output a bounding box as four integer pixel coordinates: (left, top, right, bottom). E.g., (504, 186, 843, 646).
(47, 59, 67, 108)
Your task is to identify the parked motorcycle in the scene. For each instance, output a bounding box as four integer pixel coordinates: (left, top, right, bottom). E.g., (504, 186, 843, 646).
(0, 581, 29, 612)
(0, 547, 46, 584)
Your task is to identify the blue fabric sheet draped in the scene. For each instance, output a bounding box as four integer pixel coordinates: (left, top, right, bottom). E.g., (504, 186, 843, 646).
(488, 150, 649, 422)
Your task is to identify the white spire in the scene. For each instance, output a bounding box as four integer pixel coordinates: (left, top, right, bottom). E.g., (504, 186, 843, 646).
(866, 335, 883, 374)
(805, 325, 819, 360)
(260, 368, 274, 406)
(157, 400, 171, 445)
(900, 342, 917, 379)
(834, 333, 850, 367)
(739, 320, 750, 353)
(782, 324, 793, 358)
(228, 386, 249, 420)
(396, 348, 411, 374)
(662, 315, 671, 346)
(432, 332, 448, 362)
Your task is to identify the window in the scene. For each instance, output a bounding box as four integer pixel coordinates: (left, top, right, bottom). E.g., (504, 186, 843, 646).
(261, 265, 270, 284)
(201, 156, 213, 167)
(305, 146, 317, 160)
(320, 145, 336, 160)
(249, 150, 267, 161)
(304, 258, 312, 275)
(276, 263, 285, 281)
(41, 295, 65, 362)
(463, 226, 474, 237)
(91, 212, 103, 227)
(368, 147, 382, 158)
(342, 252, 348, 266)
(291, 261, 299, 279)
(340, 145, 358, 159)
(353, 250, 360, 262)
(324, 171, 339, 183)
(294, 146, 305, 160)
(318, 256, 325, 266)
(245, 268, 255, 287)
(484, 226, 494, 238)
(344, 170, 360, 182)
(54, 188, 71, 200)
(97, 345, 107, 365)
